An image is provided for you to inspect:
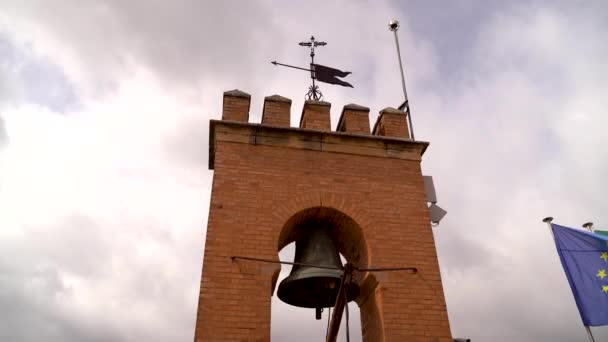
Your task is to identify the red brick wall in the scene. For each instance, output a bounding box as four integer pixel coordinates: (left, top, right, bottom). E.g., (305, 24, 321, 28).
(194, 92, 452, 341)
(222, 90, 251, 122)
(337, 104, 371, 134)
(262, 95, 291, 127)
(373, 107, 410, 139)
(299, 100, 331, 131)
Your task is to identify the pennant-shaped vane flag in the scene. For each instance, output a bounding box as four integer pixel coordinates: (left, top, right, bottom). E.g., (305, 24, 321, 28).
(311, 64, 353, 88)
(552, 223, 608, 326)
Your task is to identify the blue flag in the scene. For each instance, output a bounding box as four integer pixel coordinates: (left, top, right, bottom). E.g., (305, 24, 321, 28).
(552, 223, 608, 326)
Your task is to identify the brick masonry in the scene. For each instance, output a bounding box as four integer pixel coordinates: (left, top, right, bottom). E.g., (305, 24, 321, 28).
(262, 95, 291, 127)
(337, 103, 371, 135)
(194, 90, 452, 341)
(299, 100, 331, 131)
(372, 107, 410, 139)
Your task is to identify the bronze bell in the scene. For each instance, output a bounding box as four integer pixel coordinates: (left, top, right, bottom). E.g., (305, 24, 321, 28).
(277, 225, 359, 310)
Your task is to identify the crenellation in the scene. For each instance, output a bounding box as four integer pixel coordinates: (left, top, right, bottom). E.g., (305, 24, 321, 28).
(337, 103, 371, 134)
(221, 91, 413, 140)
(222, 89, 251, 122)
(262, 94, 291, 127)
(299, 100, 331, 131)
(373, 107, 410, 139)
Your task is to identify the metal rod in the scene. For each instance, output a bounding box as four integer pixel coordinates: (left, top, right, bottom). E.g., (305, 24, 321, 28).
(299, 36, 325, 101)
(325, 306, 331, 338)
(311, 48, 316, 90)
(542, 216, 555, 239)
(542, 218, 596, 342)
(233, 256, 418, 338)
(232, 256, 418, 274)
(345, 296, 350, 342)
(326, 263, 354, 342)
(582, 223, 596, 342)
(585, 326, 596, 342)
(231, 256, 342, 271)
(358, 266, 417, 273)
(392, 28, 415, 140)
(271, 61, 312, 72)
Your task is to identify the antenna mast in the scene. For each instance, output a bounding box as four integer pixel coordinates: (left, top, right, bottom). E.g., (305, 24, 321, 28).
(389, 19, 415, 140)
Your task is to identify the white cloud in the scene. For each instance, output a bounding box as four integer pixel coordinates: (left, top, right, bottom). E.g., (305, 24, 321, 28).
(0, 65, 210, 341)
(1, 1, 608, 341)
(424, 5, 608, 341)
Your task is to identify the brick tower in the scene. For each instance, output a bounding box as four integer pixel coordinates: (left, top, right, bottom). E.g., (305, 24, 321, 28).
(194, 90, 452, 341)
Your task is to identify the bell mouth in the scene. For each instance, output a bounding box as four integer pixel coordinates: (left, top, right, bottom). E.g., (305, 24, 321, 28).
(277, 275, 360, 308)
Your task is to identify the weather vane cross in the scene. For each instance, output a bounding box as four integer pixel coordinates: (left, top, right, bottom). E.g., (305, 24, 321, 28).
(272, 36, 353, 101)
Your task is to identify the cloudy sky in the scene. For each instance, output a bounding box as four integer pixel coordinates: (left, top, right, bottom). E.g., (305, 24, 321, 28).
(1, 1, 608, 341)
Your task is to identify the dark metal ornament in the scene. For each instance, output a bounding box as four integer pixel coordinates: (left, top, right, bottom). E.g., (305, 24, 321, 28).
(299, 36, 326, 101)
(306, 84, 323, 101)
(271, 36, 353, 101)
(277, 225, 359, 310)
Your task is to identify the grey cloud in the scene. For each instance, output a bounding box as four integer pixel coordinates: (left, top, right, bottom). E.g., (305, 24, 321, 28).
(163, 116, 209, 167)
(19, 56, 78, 112)
(0, 33, 77, 112)
(0, 211, 203, 342)
(0, 285, 123, 342)
(0, 221, 124, 342)
(417, 3, 608, 341)
(2, 1, 608, 341)
(0, 36, 23, 111)
(1, 0, 286, 95)
(24, 214, 114, 277)
(434, 231, 495, 274)
(0, 116, 6, 146)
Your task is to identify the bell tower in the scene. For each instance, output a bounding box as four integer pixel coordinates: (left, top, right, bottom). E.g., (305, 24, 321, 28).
(194, 90, 452, 341)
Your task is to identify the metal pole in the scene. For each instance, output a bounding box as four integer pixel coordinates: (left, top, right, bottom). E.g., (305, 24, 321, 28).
(326, 263, 354, 342)
(543, 217, 596, 342)
(311, 47, 316, 91)
(231, 256, 342, 271)
(542, 217, 555, 239)
(392, 30, 409, 107)
(581, 222, 597, 342)
(585, 326, 596, 342)
(390, 20, 415, 140)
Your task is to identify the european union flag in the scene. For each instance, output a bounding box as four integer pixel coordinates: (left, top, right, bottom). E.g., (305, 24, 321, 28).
(552, 223, 608, 326)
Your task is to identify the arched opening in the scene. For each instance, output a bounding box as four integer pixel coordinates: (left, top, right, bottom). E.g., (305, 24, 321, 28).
(277, 206, 369, 270)
(270, 206, 372, 341)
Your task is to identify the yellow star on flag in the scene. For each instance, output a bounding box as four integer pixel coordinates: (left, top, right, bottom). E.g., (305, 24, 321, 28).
(601, 252, 608, 261)
(598, 269, 607, 280)
(603, 285, 608, 294)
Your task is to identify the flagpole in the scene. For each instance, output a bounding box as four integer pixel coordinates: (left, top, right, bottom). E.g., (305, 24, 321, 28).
(581, 221, 597, 342)
(388, 19, 415, 140)
(542, 216, 555, 239)
(544, 217, 596, 342)
(584, 327, 596, 342)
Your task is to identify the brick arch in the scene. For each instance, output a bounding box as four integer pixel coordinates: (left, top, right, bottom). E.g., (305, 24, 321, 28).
(271, 192, 374, 269)
(270, 193, 386, 341)
(277, 207, 369, 268)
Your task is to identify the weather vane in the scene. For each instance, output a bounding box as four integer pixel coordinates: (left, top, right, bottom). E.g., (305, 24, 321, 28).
(271, 36, 353, 101)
